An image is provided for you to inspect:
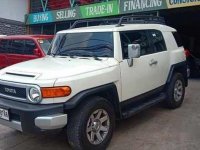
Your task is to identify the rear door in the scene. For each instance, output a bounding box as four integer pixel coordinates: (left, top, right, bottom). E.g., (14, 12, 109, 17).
(148, 30, 170, 85)
(0, 39, 9, 68)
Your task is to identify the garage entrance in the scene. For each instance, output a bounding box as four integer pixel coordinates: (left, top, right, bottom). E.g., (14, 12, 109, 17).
(161, 6, 200, 56)
(160, 6, 200, 76)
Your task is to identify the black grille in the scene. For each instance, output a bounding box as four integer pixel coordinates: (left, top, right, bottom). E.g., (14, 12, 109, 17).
(0, 84, 26, 99)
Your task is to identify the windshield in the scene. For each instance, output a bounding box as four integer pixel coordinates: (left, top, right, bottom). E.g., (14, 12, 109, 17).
(38, 39, 52, 54)
(49, 32, 114, 57)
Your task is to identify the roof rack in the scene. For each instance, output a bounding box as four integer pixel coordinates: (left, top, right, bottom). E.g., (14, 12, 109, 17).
(116, 15, 165, 27)
(70, 18, 120, 29)
(70, 15, 165, 29)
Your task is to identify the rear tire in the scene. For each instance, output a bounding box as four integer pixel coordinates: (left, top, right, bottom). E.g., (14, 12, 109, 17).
(67, 96, 115, 150)
(165, 73, 185, 109)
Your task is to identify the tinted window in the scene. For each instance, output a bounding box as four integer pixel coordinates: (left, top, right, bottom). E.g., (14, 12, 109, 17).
(24, 40, 36, 55)
(0, 40, 8, 53)
(173, 32, 183, 47)
(49, 32, 114, 57)
(38, 39, 52, 54)
(10, 40, 25, 54)
(120, 30, 152, 59)
(149, 30, 167, 52)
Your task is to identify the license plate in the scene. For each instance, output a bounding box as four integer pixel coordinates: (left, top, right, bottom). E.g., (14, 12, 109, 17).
(0, 108, 9, 121)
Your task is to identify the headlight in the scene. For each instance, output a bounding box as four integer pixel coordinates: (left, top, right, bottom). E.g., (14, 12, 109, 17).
(29, 87, 42, 103)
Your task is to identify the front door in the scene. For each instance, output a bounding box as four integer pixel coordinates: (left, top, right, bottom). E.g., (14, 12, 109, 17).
(119, 30, 165, 101)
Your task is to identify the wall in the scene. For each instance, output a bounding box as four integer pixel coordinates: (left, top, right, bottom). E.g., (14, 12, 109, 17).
(0, 0, 28, 22)
(0, 0, 28, 35)
(0, 18, 26, 35)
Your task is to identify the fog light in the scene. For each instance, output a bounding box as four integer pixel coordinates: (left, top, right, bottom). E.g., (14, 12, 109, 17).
(29, 87, 42, 103)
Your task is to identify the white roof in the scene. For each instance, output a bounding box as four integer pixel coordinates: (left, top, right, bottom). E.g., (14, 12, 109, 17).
(58, 24, 176, 34)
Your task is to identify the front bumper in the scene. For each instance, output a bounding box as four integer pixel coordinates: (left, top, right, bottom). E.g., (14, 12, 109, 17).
(0, 97, 67, 133)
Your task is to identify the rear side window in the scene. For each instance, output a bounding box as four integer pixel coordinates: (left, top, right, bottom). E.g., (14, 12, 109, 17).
(149, 30, 167, 52)
(24, 40, 36, 55)
(10, 40, 25, 54)
(0, 40, 8, 53)
(172, 32, 183, 47)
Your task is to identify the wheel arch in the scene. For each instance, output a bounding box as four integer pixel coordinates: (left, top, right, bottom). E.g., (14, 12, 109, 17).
(167, 61, 188, 87)
(64, 83, 122, 119)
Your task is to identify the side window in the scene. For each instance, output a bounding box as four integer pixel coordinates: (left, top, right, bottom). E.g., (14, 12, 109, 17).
(10, 40, 25, 54)
(7, 40, 12, 54)
(0, 40, 8, 53)
(149, 30, 167, 52)
(120, 30, 153, 59)
(24, 40, 36, 55)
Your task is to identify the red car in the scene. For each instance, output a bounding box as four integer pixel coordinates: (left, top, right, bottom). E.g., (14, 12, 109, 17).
(0, 35, 53, 69)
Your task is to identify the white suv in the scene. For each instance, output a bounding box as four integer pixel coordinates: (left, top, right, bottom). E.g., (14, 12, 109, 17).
(0, 16, 187, 150)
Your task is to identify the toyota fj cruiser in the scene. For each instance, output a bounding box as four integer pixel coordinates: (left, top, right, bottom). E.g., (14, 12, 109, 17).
(0, 16, 187, 150)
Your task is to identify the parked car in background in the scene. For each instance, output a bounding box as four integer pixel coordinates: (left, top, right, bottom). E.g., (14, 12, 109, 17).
(185, 48, 200, 77)
(0, 35, 53, 69)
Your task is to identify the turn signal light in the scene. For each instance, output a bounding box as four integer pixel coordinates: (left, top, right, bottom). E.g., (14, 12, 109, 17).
(41, 86, 71, 98)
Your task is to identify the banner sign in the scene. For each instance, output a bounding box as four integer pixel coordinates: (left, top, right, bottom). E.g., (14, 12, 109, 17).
(26, 11, 53, 24)
(26, 1, 118, 25)
(26, 0, 200, 25)
(120, 0, 167, 14)
(80, 1, 119, 18)
(26, 7, 80, 24)
(167, 0, 200, 8)
(54, 7, 79, 21)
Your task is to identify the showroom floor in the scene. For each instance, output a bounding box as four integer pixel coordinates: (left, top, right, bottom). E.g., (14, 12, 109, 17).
(0, 79, 200, 150)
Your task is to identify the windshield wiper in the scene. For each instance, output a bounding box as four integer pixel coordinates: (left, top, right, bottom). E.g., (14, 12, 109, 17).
(50, 53, 76, 59)
(82, 55, 102, 61)
(69, 54, 78, 58)
(93, 56, 102, 61)
(50, 53, 56, 57)
(79, 54, 102, 61)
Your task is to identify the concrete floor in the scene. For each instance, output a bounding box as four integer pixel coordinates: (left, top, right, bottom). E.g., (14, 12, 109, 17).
(0, 79, 200, 150)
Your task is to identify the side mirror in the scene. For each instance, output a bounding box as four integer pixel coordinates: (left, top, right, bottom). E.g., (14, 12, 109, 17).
(127, 44, 141, 67)
(34, 48, 42, 57)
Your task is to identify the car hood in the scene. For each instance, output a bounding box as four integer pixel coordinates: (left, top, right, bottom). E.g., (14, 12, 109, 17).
(0, 56, 119, 80)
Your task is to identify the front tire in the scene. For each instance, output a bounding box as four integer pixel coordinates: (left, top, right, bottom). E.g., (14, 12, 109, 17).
(165, 73, 185, 109)
(67, 96, 115, 150)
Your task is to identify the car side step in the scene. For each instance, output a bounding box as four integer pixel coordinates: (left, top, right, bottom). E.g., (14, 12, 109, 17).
(122, 93, 166, 119)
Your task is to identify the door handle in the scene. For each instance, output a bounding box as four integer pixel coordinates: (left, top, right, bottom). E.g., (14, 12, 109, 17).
(149, 59, 158, 66)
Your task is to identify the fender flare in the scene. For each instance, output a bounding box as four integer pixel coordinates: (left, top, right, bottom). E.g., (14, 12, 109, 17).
(166, 61, 188, 87)
(64, 83, 122, 118)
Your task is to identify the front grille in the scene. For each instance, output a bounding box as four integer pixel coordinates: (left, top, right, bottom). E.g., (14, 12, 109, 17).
(0, 80, 40, 103)
(0, 84, 27, 99)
